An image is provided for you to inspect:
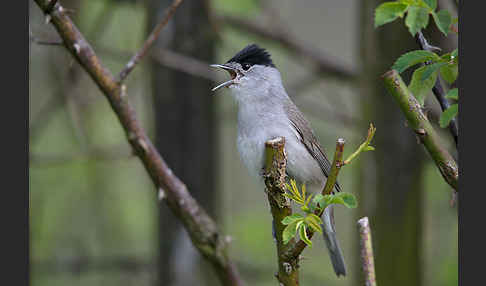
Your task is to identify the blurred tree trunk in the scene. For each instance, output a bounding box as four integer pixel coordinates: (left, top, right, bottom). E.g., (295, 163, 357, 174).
(148, 1, 218, 285)
(355, 1, 425, 286)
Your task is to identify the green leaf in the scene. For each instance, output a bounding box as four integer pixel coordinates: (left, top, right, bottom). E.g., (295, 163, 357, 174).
(392, 50, 440, 73)
(445, 88, 458, 100)
(306, 213, 323, 224)
(282, 213, 304, 225)
(421, 62, 447, 81)
(405, 6, 430, 36)
(374, 2, 409, 27)
(305, 215, 323, 234)
(439, 62, 458, 84)
(439, 104, 458, 128)
(334, 193, 358, 209)
(432, 9, 452, 36)
(408, 65, 438, 106)
(283, 220, 302, 245)
(309, 194, 324, 212)
(318, 192, 358, 209)
(299, 224, 312, 247)
(423, 0, 437, 10)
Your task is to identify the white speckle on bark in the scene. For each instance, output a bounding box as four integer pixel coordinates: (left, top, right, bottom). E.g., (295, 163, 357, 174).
(121, 84, 127, 97)
(73, 43, 81, 54)
(282, 262, 292, 274)
(158, 188, 166, 200)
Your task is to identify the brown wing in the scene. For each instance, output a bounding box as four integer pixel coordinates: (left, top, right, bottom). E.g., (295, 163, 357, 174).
(284, 100, 342, 193)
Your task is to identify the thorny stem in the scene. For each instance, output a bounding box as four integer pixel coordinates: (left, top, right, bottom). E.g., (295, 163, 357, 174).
(382, 70, 458, 191)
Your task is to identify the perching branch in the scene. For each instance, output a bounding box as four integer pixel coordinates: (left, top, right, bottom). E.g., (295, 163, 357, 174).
(415, 31, 458, 146)
(357, 217, 377, 286)
(33, 1, 244, 285)
(117, 0, 183, 82)
(217, 14, 356, 82)
(383, 70, 458, 191)
(283, 138, 346, 262)
(263, 137, 299, 286)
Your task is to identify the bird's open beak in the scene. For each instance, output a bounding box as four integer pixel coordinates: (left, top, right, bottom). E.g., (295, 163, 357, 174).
(210, 64, 237, 91)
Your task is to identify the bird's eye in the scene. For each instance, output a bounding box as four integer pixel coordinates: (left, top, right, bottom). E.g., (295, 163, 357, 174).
(242, 63, 252, 70)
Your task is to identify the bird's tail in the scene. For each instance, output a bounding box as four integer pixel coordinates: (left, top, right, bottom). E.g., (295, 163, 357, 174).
(321, 205, 347, 277)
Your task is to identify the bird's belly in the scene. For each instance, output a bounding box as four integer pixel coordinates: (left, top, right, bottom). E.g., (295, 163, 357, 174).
(237, 124, 325, 192)
(285, 138, 326, 193)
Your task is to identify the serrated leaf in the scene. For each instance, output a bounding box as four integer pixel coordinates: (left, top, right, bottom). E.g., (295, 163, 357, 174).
(405, 6, 430, 36)
(423, 0, 437, 10)
(299, 224, 312, 247)
(282, 213, 304, 225)
(432, 10, 452, 36)
(283, 220, 302, 244)
(439, 62, 458, 84)
(392, 50, 440, 73)
(421, 62, 447, 81)
(374, 2, 409, 27)
(408, 65, 438, 106)
(445, 88, 458, 100)
(439, 104, 458, 128)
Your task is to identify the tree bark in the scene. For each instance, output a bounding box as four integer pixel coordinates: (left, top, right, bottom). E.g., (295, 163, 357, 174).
(356, 1, 425, 286)
(147, 0, 218, 285)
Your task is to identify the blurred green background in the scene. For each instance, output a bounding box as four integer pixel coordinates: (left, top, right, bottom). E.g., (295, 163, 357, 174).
(29, 0, 458, 285)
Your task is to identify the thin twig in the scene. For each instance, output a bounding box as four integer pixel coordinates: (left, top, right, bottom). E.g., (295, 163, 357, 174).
(415, 31, 458, 146)
(382, 70, 458, 191)
(33, 1, 244, 285)
(357, 217, 377, 286)
(117, 0, 184, 82)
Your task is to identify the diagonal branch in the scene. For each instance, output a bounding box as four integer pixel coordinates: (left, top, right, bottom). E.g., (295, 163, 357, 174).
(117, 0, 183, 82)
(415, 31, 458, 146)
(217, 14, 356, 82)
(383, 70, 458, 191)
(33, 1, 244, 285)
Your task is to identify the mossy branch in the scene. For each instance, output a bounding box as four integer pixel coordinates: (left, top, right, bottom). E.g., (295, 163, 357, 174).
(263, 137, 299, 286)
(382, 70, 458, 191)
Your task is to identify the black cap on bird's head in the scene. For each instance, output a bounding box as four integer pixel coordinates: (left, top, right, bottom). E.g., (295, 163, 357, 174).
(226, 44, 275, 68)
(210, 44, 275, 91)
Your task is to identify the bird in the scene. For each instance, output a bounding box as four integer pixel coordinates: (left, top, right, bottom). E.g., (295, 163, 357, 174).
(210, 44, 346, 277)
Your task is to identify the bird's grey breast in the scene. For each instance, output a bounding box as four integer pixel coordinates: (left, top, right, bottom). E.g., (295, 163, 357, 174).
(236, 97, 291, 179)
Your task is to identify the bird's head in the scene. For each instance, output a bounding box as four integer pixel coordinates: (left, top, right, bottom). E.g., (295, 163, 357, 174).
(210, 44, 279, 93)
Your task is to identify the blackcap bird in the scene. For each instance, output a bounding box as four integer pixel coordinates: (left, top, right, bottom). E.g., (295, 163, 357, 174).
(210, 44, 346, 276)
